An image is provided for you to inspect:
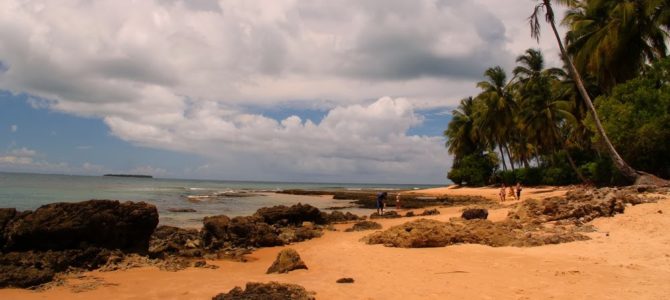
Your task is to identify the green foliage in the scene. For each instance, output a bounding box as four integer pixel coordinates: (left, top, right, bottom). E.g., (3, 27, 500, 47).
(594, 58, 670, 178)
(447, 153, 498, 186)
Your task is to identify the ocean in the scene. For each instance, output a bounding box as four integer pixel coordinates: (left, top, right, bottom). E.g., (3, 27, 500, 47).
(0, 172, 439, 227)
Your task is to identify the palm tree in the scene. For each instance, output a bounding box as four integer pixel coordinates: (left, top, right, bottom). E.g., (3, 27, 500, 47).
(445, 97, 479, 160)
(513, 48, 587, 182)
(563, 0, 668, 92)
(475, 66, 517, 172)
(529, 0, 640, 182)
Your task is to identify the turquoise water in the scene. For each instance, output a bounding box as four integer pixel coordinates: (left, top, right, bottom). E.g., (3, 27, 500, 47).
(0, 172, 438, 227)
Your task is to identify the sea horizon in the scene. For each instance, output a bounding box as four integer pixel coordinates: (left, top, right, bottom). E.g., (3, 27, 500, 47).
(0, 171, 444, 227)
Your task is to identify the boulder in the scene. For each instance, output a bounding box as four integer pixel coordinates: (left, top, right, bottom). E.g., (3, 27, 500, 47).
(345, 221, 382, 232)
(461, 208, 488, 220)
(254, 203, 326, 226)
(3, 200, 158, 252)
(266, 248, 308, 274)
(212, 282, 315, 300)
(278, 227, 323, 244)
(405, 211, 415, 217)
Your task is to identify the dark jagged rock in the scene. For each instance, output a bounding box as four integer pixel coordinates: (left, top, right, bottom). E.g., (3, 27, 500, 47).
(461, 208, 488, 220)
(420, 208, 440, 216)
(0, 208, 17, 249)
(0, 248, 117, 288)
(254, 203, 326, 226)
(336, 277, 354, 283)
(202, 215, 231, 249)
(228, 216, 283, 248)
(149, 225, 202, 258)
(3, 200, 158, 252)
(405, 211, 415, 217)
(202, 215, 283, 249)
(266, 248, 308, 274)
(370, 211, 401, 219)
(345, 221, 382, 232)
(212, 282, 315, 300)
(322, 211, 361, 223)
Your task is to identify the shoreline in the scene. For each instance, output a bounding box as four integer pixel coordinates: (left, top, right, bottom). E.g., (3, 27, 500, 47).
(1, 185, 669, 299)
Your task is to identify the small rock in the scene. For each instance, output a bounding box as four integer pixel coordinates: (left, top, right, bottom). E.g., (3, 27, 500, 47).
(658, 210, 663, 214)
(193, 260, 207, 268)
(345, 221, 382, 232)
(461, 208, 488, 220)
(420, 209, 440, 216)
(336, 277, 354, 283)
(405, 211, 415, 217)
(266, 248, 308, 274)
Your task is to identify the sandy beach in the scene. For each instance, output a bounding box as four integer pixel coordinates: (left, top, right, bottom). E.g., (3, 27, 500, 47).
(1, 186, 669, 300)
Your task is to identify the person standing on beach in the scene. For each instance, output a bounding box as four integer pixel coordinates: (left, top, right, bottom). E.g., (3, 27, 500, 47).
(395, 193, 402, 210)
(376, 192, 387, 215)
(499, 184, 506, 202)
(516, 182, 522, 201)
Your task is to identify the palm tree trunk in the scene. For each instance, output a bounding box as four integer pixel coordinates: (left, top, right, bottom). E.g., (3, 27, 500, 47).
(505, 144, 516, 173)
(564, 148, 588, 183)
(498, 144, 508, 172)
(543, 0, 639, 181)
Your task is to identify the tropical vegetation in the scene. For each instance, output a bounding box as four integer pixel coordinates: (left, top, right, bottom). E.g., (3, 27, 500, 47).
(444, 0, 670, 186)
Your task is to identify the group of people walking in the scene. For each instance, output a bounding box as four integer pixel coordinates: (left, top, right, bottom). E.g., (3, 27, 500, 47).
(499, 182, 522, 202)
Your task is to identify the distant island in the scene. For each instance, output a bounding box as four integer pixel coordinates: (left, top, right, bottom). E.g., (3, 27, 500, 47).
(103, 174, 153, 178)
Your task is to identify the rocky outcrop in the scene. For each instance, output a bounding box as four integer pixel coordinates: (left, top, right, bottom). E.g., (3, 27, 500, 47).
(212, 282, 316, 300)
(345, 221, 382, 232)
(2, 200, 158, 252)
(0, 208, 17, 249)
(370, 211, 401, 219)
(266, 248, 308, 274)
(167, 208, 197, 213)
(322, 211, 361, 223)
(149, 226, 202, 258)
(254, 203, 326, 226)
(0, 200, 159, 288)
(507, 187, 655, 224)
(461, 208, 488, 220)
(0, 248, 117, 288)
(364, 218, 588, 248)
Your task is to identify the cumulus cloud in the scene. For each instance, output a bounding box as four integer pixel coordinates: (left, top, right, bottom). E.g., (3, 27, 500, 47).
(0, 0, 564, 183)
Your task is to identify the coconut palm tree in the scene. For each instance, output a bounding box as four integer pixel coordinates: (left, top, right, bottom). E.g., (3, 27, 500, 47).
(445, 97, 479, 160)
(475, 66, 517, 172)
(563, 0, 668, 92)
(529, 0, 640, 181)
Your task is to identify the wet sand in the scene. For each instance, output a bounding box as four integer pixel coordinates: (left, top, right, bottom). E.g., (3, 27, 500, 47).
(2, 186, 669, 300)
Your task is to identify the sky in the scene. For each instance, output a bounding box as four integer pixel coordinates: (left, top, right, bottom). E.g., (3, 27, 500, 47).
(0, 0, 567, 184)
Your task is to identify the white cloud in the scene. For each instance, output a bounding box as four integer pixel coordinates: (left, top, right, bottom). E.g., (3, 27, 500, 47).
(10, 124, 17, 132)
(0, 0, 565, 183)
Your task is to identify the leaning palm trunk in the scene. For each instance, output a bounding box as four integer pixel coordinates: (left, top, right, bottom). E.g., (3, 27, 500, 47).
(535, 0, 639, 182)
